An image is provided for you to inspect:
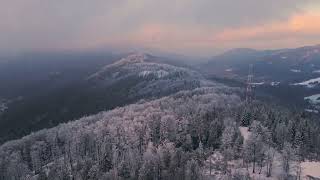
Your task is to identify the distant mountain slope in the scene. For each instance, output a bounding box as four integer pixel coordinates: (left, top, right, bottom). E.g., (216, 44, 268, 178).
(87, 53, 206, 98)
(0, 53, 209, 143)
(203, 44, 320, 83)
(0, 52, 120, 98)
(200, 44, 320, 112)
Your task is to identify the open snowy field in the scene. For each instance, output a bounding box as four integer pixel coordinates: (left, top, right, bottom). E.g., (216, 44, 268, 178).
(304, 94, 320, 104)
(294, 77, 320, 88)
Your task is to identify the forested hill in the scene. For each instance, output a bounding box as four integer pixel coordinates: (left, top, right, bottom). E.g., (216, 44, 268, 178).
(0, 53, 204, 144)
(1, 87, 319, 179)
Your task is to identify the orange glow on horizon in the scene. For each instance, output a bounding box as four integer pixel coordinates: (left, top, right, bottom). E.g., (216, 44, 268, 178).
(214, 12, 320, 42)
(79, 10, 320, 55)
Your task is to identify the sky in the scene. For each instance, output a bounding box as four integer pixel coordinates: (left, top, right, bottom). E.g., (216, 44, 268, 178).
(1, 0, 320, 56)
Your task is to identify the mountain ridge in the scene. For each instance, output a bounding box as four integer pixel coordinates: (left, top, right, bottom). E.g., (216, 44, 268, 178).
(0, 53, 206, 143)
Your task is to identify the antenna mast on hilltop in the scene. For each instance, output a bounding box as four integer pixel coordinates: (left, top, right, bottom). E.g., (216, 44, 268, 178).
(246, 64, 254, 103)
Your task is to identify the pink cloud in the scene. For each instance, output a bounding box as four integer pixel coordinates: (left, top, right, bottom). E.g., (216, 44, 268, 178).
(214, 12, 320, 42)
(77, 11, 320, 55)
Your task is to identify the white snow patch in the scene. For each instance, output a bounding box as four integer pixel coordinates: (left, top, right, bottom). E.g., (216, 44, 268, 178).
(105, 53, 148, 68)
(304, 94, 320, 104)
(293, 77, 320, 88)
(0, 99, 9, 113)
(291, 69, 301, 73)
(139, 70, 169, 78)
(301, 161, 320, 179)
(118, 53, 148, 64)
(225, 68, 233, 72)
(239, 127, 250, 142)
(139, 70, 153, 77)
(305, 109, 319, 113)
(0, 103, 8, 113)
(155, 70, 169, 78)
(249, 82, 265, 86)
(313, 70, 320, 73)
(204, 150, 320, 179)
(271, 82, 280, 86)
(281, 56, 287, 59)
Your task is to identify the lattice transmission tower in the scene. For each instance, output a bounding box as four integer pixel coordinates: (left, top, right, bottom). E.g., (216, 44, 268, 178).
(246, 64, 254, 103)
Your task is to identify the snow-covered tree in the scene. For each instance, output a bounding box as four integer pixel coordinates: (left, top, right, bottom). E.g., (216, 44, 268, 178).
(281, 142, 296, 179)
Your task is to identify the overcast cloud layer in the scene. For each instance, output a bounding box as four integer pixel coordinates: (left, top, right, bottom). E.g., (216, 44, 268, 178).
(1, 0, 320, 55)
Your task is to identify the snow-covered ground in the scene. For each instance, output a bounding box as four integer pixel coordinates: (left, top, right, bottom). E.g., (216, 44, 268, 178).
(250, 82, 265, 86)
(88, 53, 203, 82)
(270, 82, 280, 86)
(0, 99, 8, 113)
(301, 161, 320, 179)
(203, 127, 320, 179)
(204, 150, 320, 179)
(239, 126, 250, 142)
(225, 68, 233, 72)
(293, 77, 320, 88)
(139, 70, 170, 78)
(0, 104, 7, 113)
(305, 109, 319, 113)
(291, 69, 301, 73)
(304, 94, 320, 104)
(204, 150, 282, 180)
(0, 97, 23, 114)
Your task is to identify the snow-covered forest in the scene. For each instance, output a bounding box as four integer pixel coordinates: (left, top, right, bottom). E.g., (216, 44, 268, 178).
(0, 86, 319, 180)
(2, 0, 320, 179)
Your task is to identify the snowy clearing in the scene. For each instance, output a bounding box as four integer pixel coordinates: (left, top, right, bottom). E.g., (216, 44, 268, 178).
(0, 99, 8, 113)
(270, 82, 280, 86)
(304, 94, 320, 104)
(250, 82, 265, 86)
(139, 70, 170, 78)
(305, 109, 319, 113)
(239, 126, 250, 142)
(290, 69, 301, 73)
(301, 161, 320, 179)
(293, 77, 320, 88)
